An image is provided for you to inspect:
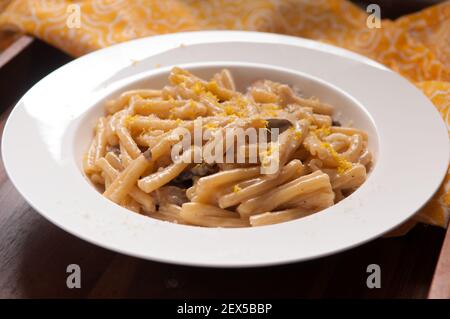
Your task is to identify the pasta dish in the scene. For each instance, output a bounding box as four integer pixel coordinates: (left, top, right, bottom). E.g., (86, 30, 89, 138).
(83, 67, 372, 227)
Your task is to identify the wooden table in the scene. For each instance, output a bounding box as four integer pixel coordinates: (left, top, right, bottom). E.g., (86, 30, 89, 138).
(0, 1, 449, 297)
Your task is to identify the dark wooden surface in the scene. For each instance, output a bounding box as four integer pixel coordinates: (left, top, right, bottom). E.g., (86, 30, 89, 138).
(353, 0, 445, 18)
(429, 226, 450, 298)
(0, 38, 447, 299)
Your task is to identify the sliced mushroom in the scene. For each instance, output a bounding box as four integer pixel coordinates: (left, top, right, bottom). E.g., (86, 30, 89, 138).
(190, 163, 219, 176)
(265, 118, 294, 134)
(154, 186, 188, 206)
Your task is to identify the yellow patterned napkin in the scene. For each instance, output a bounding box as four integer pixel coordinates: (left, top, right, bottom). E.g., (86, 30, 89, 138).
(0, 0, 448, 232)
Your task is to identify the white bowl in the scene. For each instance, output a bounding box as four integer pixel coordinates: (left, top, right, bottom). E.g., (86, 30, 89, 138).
(2, 31, 448, 267)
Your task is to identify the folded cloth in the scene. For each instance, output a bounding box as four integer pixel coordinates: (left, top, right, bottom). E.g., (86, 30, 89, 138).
(0, 0, 448, 232)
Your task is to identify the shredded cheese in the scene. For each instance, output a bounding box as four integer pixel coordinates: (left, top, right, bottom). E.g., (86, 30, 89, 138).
(312, 126, 331, 137)
(124, 115, 135, 126)
(203, 122, 219, 130)
(193, 82, 205, 95)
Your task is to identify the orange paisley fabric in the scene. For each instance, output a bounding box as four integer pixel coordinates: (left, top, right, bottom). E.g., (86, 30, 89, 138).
(0, 0, 448, 230)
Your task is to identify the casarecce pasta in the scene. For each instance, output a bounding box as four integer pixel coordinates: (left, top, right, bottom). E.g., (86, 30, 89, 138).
(83, 67, 372, 227)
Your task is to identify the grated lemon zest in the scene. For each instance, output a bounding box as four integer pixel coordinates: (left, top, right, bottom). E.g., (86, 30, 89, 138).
(321, 142, 352, 174)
